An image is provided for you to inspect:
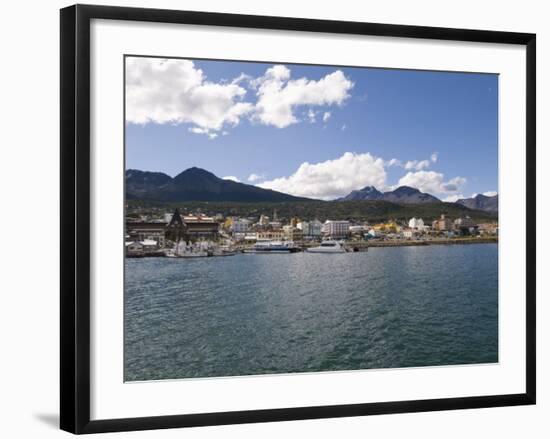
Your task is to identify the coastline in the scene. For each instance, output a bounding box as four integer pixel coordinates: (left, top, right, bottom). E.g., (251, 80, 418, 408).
(363, 237, 498, 248)
(126, 236, 498, 257)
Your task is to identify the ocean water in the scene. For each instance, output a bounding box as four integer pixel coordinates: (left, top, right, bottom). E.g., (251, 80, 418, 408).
(124, 244, 498, 381)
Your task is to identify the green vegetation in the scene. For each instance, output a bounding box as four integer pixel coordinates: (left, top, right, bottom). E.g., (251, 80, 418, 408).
(126, 199, 497, 223)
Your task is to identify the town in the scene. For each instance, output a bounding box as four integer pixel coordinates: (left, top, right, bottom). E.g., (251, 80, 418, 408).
(125, 207, 499, 257)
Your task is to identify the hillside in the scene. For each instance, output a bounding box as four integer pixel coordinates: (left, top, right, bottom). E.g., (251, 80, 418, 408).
(127, 199, 497, 223)
(126, 167, 312, 203)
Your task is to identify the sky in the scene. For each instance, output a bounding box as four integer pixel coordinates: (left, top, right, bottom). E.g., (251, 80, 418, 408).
(125, 56, 498, 202)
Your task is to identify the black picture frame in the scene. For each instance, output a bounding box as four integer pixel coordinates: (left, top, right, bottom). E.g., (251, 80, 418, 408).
(60, 4, 536, 434)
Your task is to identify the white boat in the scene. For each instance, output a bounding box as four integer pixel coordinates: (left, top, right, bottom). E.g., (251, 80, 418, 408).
(171, 241, 210, 258)
(306, 240, 347, 253)
(211, 246, 237, 257)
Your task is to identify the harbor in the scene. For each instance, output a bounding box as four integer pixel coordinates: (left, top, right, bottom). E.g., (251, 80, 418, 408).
(125, 208, 498, 258)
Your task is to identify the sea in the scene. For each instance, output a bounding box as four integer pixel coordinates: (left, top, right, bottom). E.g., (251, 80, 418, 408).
(124, 243, 498, 381)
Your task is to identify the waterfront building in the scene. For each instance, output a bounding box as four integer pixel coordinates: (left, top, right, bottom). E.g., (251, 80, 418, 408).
(454, 216, 478, 235)
(126, 241, 144, 256)
(269, 221, 282, 230)
(283, 225, 303, 242)
(478, 222, 499, 236)
(232, 219, 251, 234)
(432, 214, 453, 232)
(310, 220, 323, 237)
(323, 220, 350, 239)
(166, 209, 220, 241)
(257, 230, 285, 241)
(408, 217, 425, 230)
(126, 222, 166, 248)
(297, 220, 322, 238)
(182, 214, 220, 239)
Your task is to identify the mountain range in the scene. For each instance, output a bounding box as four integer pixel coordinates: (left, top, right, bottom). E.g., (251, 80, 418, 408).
(126, 167, 497, 214)
(126, 167, 310, 203)
(339, 185, 441, 204)
(456, 193, 498, 213)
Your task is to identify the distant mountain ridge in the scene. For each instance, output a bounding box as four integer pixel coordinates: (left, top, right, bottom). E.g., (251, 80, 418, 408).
(340, 185, 441, 204)
(341, 186, 384, 201)
(456, 194, 498, 213)
(126, 167, 311, 203)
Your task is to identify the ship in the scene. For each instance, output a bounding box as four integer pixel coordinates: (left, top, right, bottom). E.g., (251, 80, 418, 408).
(243, 240, 300, 254)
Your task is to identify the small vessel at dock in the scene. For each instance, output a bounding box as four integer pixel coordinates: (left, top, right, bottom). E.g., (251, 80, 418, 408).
(243, 240, 299, 254)
(306, 240, 347, 253)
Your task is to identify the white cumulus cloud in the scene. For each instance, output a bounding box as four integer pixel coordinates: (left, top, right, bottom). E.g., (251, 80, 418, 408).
(247, 173, 265, 182)
(404, 159, 431, 171)
(431, 152, 438, 163)
(442, 194, 465, 202)
(222, 176, 240, 182)
(397, 171, 466, 195)
(258, 152, 387, 200)
(126, 58, 253, 137)
(386, 158, 402, 167)
(483, 191, 498, 197)
(126, 59, 354, 136)
(252, 65, 354, 128)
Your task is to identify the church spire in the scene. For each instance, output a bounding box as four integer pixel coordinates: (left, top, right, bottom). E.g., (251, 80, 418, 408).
(168, 208, 184, 228)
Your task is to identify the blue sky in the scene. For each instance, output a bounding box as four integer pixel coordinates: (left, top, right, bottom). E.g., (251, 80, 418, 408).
(125, 56, 498, 201)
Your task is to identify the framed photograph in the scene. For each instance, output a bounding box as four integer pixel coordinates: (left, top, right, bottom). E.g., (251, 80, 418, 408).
(60, 4, 536, 434)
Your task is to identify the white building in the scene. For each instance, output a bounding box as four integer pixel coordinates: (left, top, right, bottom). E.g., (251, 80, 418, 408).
(297, 220, 322, 238)
(232, 219, 251, 234)
(408, 217, 425, 230)
(403, 230, 414, 239)
(323, 220, 350, 239)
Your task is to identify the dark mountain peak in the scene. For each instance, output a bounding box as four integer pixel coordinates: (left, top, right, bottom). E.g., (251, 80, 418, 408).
(359, 185, 381, 194)
(381, 186, 440, 204)
(392, 186, 421, 196)
(456, 193, 498, 213)
(339, 184, 440, 204)
(126, 167, 311, 203)
(174, 166, 217, 181)
(340, 185, 383, 201)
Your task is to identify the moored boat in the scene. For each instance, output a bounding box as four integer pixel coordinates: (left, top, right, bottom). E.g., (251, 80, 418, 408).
(243, 240, 299, 254)
(306, 240, 347, 253)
